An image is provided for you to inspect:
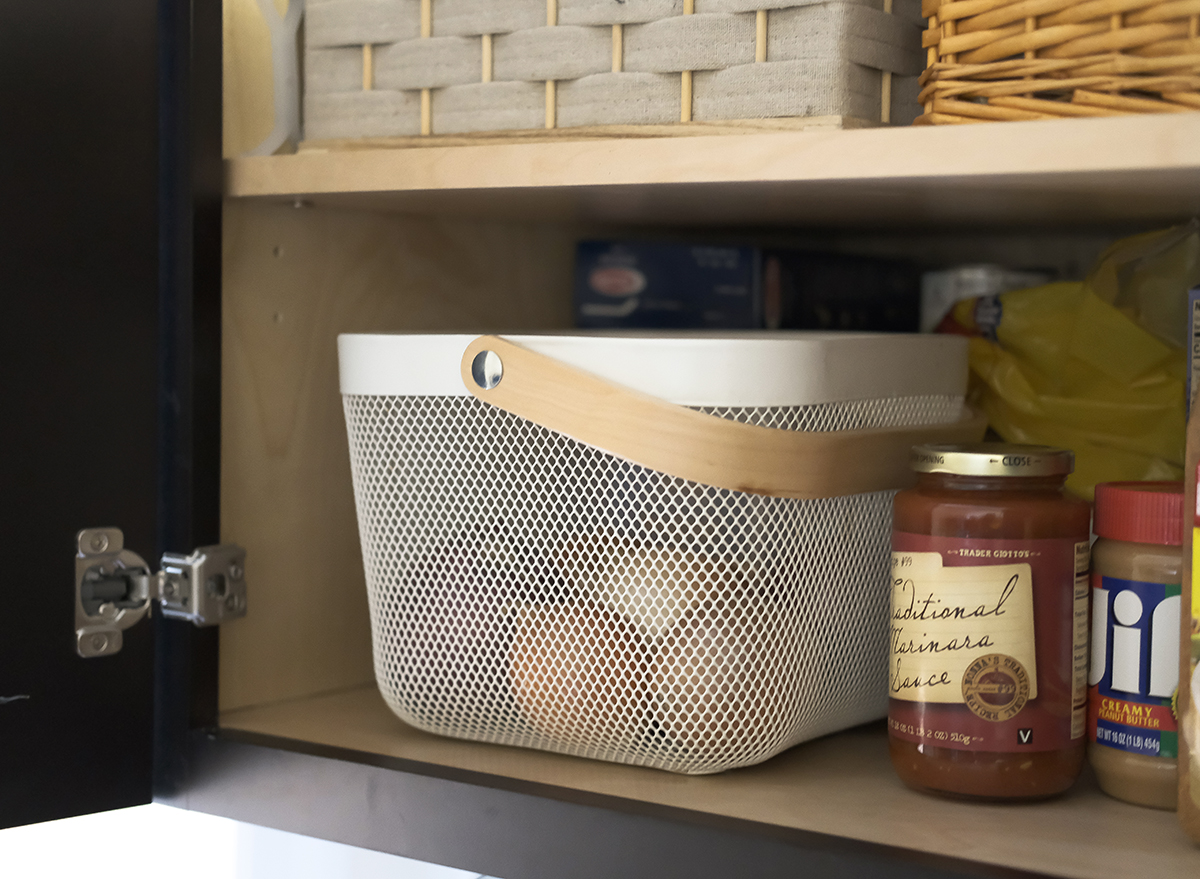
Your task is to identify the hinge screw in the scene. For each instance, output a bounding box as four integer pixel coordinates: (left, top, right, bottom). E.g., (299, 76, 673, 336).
(229, 564, 244, 581)
(90, 633, 109, 653)
(89, 533, 109, 553)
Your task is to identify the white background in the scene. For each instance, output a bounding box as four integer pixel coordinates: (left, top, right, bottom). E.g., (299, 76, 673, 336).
(0, 803, 500, 879)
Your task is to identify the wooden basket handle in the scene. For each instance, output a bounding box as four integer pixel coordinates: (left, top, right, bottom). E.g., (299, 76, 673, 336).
(460, 335, 986, 499)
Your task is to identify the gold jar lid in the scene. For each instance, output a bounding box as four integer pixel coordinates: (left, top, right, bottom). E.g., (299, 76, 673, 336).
(911, 443, 1074, 477)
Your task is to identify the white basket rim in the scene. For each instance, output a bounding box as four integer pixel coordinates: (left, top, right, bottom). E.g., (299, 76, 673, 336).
(338, 331, 968, 407)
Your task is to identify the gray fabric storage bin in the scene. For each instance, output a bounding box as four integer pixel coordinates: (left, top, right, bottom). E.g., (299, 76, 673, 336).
(493, 26, 613, 82)
(307, 0, 422, 48)
(304, 90, 422, 139)
(434, 81, 546, 134)
(302, 0, 923, 139)
(375, 37, 483, 90)
(557, 72, 682, 127)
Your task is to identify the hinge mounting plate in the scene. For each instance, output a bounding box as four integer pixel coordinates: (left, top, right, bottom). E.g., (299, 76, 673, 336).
(75, 528, 247, 658)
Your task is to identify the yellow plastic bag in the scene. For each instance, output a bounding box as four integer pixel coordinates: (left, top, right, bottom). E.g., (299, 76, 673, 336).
(943, 222, 1200, 500)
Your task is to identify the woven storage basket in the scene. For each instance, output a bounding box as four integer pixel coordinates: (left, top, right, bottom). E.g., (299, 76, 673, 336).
(918, 0, 1200, 124)
(339, 332, 983, 774)
(304, 0, 927, 142)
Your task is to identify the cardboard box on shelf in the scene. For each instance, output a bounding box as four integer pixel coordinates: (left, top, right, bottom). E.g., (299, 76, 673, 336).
(573, 241, 919, 332)
(762, 249, 920, 333)
(573, 241, 759, 330)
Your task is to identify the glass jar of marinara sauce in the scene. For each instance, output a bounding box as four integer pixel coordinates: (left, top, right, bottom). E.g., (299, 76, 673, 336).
(888, 443, 1092, 799)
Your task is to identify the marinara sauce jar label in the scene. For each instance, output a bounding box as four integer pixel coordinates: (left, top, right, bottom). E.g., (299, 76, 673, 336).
(888, 443, 1092, 800)
(889, 534, 1089, 752)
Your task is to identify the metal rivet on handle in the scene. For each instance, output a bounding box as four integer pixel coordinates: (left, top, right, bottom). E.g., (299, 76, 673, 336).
(471, 350, 503, 390)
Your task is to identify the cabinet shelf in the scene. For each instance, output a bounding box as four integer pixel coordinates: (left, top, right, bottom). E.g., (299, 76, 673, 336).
(225, 114, 1200, 228)
(213, 686, 1199, 879)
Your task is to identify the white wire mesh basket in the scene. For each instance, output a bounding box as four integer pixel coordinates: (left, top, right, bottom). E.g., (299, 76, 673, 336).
(340, 332, 975, 774)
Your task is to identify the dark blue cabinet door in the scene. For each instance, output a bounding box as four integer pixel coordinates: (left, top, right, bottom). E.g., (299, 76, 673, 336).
(1, 0, 173, 828)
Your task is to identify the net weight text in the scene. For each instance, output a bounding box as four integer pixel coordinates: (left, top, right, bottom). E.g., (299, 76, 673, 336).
(889, 718, 978, 746)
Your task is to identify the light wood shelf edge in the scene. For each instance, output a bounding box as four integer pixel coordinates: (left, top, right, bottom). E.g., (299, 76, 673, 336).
(226, 114, 1200, 200)
(220, 686, 1200, 879)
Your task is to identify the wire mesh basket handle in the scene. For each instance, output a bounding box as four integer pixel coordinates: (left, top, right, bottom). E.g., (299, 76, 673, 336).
(460, 335, 985, 499)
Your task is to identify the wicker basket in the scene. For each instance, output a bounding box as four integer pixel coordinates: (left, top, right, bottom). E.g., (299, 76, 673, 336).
(303, 0, 928, 143)
(917, 0, 1200, 124)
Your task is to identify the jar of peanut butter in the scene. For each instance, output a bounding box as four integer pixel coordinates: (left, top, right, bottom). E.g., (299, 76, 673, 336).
(1088, 481, 1183, 810)
(889, 443, 1092, 799)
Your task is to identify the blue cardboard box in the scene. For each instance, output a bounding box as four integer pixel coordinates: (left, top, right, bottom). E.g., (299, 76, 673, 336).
(574, 241, 759, 329)
(573, 240, 920, 332)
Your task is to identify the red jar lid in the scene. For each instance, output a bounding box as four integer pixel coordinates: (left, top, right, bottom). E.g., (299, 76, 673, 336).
(1093, 481, 1184, 546)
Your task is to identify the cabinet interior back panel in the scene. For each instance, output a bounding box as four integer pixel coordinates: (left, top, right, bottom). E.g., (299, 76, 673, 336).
(219, 200, 576, 712)
(224, 0, 275, 158)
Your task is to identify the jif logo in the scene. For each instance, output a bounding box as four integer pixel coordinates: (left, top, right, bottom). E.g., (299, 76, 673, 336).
(1089, 581, 1180, 697)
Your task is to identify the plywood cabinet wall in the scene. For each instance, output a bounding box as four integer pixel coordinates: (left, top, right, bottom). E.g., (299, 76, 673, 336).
(220, 1, 597, 713)
(224, 0, 279, 160)
(219, 199, 582, 712)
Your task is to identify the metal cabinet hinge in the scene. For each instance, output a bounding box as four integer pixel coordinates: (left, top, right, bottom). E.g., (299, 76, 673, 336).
(75, 527, 247, 658)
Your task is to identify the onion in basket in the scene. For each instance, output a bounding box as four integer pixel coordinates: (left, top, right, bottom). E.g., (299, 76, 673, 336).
(509, 601, 649, 751)
(555, 536, 733, 640)
(650, 598, 802, 770)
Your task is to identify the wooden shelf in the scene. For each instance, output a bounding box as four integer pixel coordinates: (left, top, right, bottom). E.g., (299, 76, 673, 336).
(220, 686, 1200, 879)
(225, 114, 1200, 228)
